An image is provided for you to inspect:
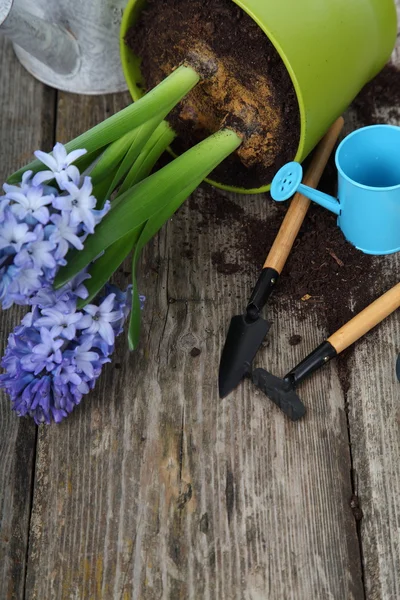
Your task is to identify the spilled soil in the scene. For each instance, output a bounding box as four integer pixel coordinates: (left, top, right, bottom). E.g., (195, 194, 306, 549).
(188, 185, 391, 339)
(186, 63, 400, 336)
(125, 0, 300, 189)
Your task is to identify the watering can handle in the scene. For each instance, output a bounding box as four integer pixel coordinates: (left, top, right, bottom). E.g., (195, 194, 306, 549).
(297, 184, 341, 216)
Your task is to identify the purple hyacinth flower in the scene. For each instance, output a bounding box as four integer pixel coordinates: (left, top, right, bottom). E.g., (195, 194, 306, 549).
(71, 336, 101, 379)
(14, 224, 57, 271)
(48, 212, 84, 259)
(0, 140, 114, 310)
(21, 327, 63, 375)
(8, 267, 43, 298)
(1, 282, 132, 424)
(33, 143, 86, 187)
(34, 300, 86, 340)
(0, 209, 36, 253)
(55, 360, 83, 386)
(6, 185, 53, 225)
(81, 294, 123, 345)
(63, 270, 90, 301)
(21, 377, 52, 422)
(0, 197, 10, 223)
(92, 200, 111, 228)
(3, 170, 33, 195)
(0, 267, 15, 308)
(54, 177, 96, 233)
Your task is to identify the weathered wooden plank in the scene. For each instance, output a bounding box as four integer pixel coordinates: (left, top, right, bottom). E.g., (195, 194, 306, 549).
(0, 38, 56, 600)
(344, 30, 400, 595)
(145, 191, 363, 600)
(24, 81, 363, 598)
(348, 306, 400, 600)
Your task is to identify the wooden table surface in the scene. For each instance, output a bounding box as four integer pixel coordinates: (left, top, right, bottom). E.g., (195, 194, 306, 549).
(1, 15, 400, 600)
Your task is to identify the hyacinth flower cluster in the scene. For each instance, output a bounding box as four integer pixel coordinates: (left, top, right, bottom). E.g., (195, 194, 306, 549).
(1, 66, 242, 424)
(0, 144, 133, 423)
(0, 143, 109, 309)
(0, 275, 134, 424)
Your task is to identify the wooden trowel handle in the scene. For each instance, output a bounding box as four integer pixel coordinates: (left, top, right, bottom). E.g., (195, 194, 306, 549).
(264, 116, 345, 273)
(328, 282, 400, 354)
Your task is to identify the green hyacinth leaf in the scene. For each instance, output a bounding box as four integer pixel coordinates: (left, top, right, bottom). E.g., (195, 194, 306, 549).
(54, 129, 241, 290)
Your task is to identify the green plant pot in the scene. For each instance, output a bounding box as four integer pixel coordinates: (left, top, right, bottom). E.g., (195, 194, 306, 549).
(120, 0, 397, 194)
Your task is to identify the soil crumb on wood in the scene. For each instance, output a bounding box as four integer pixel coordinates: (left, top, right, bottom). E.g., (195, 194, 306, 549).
(289, 335, 302, 346)
(211, 250, 241, 275)
(126, 0, 300, 189)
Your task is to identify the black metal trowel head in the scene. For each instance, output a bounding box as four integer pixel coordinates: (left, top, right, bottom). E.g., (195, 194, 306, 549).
(251, 368, 306, 421)
(219, 313, 271, 398)
(219, 268, 279, 399)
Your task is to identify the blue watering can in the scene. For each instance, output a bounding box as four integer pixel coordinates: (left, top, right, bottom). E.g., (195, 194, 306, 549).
(271, 125, 400, 256)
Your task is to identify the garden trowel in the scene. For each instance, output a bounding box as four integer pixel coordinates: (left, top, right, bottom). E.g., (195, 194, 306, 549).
(219, 117, 345, 418)
(252, 281, 400, 412)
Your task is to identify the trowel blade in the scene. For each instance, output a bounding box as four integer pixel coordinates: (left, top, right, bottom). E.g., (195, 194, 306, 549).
(251, 368, 306, 421)
(219, 314, 271, 398)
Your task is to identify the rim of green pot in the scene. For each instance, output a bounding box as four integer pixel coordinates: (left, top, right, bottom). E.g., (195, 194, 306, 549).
(120, 0, 304, 194)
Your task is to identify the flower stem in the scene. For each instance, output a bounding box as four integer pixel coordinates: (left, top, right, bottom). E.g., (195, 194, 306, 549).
(88, 128, 140, 186)
(77, 231, 140, 307)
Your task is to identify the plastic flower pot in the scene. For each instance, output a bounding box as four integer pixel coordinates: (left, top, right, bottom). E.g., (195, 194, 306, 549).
(120, 0, 397, 194)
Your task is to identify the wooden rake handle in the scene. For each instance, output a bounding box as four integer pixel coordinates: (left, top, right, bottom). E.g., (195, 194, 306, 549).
(264, 116, 345, 273)
(328, 282, 400, 354)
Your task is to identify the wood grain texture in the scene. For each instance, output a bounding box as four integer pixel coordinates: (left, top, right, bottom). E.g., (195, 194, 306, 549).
(2, 8, 400, 599)
(340, 11, 400, 595)
(23, 86, 363, 597)
(348, 305, 400, 600)
(0, 38, 55, 600)
(344, 74, 400, 600)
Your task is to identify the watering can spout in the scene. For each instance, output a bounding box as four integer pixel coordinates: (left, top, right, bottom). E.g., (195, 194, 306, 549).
(297, 184, 341, 215)
(271, 162, 341, 216)
(0, 0, 80, 76)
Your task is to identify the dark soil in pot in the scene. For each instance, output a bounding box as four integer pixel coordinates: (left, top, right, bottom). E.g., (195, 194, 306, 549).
(125, 0, 300, 189)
